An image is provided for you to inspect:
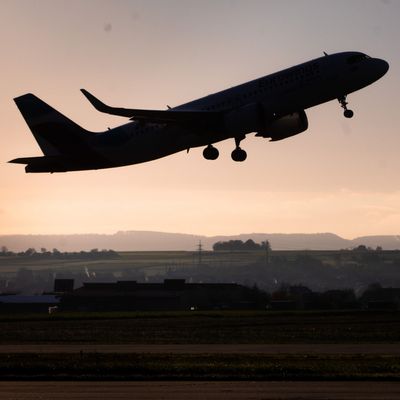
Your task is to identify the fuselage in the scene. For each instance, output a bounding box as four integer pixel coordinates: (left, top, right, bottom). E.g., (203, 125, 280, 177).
(89, 52, 388, 168)
(11, 51, 389, 173)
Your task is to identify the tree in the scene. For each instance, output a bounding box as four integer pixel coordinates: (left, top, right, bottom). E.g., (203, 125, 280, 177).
(24, 248, 36, 256)
(243, 239, 259, 250)
(261, 240, 271, 251)
(213, 240, 264, 251)
(353, 245, 371, 252)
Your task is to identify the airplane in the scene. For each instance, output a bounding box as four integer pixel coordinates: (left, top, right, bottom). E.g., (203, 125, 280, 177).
(10, 51, 388, 173)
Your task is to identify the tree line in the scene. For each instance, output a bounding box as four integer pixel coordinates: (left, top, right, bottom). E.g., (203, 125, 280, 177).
(0, 246, 119, 259)
(213, 239, 271, 251)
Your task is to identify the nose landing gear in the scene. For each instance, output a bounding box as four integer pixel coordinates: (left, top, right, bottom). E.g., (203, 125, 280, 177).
(338, 95, 354, 118)
(203, 144, 219, 160)
(231, 136, 247, 162)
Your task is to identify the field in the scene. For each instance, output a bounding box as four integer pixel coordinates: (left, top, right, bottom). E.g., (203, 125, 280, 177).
(0, 310, 399, 381)
(0, 251, 261, 274)
(1, 352, 399, 380)
(0, 310, 398, 344)
(2, 249, 399, 274)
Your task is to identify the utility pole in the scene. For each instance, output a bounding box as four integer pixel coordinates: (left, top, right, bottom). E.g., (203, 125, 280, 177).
(265, 239, 270, 266)
(197, 240, 203, 266)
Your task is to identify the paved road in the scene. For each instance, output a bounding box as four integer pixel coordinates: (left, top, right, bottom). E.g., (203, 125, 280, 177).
(1, 381, 400, 399)
(0, 344, 399, 354)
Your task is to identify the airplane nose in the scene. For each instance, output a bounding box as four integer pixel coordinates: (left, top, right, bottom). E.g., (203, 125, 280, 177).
(376, 58, 389, 77)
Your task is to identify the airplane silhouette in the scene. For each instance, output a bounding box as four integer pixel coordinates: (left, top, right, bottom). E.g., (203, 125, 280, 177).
(10, 51, 388, 173)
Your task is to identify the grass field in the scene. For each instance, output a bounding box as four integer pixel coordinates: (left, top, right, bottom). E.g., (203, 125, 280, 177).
(0, 310, 399, 380)
(1, 353, 399, 380)
(0, 251, 258, 274)
(0, 310, 398, 344)
(2, 249, 398, 274)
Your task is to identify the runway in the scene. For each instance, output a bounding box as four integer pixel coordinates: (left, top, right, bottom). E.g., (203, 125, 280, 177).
(1, 381, 400, 399)
(0, 343, 399, 354)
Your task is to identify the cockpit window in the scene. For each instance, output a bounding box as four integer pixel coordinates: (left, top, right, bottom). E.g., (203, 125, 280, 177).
(347, 54, 370, 64)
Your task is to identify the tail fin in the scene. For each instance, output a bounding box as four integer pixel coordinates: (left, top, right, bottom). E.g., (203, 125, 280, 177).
(14, 94, 93, 156)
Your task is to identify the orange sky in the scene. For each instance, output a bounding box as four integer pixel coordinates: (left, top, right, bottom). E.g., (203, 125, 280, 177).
(1, 0, 399, 238)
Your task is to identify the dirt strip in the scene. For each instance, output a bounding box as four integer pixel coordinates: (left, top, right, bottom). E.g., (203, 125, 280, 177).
(0, 343, 399, 354)
(1, 381, 400, 400)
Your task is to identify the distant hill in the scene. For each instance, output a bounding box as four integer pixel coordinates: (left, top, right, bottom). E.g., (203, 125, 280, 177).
(1, 231, 400, 252)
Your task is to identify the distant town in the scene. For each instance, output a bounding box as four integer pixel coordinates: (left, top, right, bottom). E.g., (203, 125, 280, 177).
(0, 239, 400, 313)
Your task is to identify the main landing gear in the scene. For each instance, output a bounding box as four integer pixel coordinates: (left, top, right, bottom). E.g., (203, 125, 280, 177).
(231, 136, 247, 162)
(203, 144, 219, 160)
(202, 137, 247, 162)
(338, 95, 354, 118)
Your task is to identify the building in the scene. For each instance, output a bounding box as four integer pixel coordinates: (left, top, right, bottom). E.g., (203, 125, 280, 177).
(60, 279, 257, 312)
(361, 287, 400, 310)
(53, 279, 74, 293)
(0, 295, 59, 313)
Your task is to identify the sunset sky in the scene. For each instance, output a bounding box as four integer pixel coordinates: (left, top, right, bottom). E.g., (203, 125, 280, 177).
(1, 0, 399, 238)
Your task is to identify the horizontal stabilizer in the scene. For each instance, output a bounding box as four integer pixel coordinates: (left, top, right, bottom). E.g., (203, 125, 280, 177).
(8, 155, 68, 172)
(81, 89, 221, 124)
(9, 154, 112, 173)
(8, 157, 47, 164)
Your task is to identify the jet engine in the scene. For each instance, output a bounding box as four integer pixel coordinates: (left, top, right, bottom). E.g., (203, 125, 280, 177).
(255, 110, 308, 141)
(224, 103, 308, 142)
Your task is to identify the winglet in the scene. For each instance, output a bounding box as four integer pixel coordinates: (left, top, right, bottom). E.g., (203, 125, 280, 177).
(80, 89, 133, 117)
(80, 89, 107, 112)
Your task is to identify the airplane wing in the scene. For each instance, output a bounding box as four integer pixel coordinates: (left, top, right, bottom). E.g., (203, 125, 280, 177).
(81, 89, 221, 124)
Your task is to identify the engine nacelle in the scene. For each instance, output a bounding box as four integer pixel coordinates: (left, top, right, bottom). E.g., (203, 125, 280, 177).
(224, 104, 308, 141)
(256, 110, 308, 141)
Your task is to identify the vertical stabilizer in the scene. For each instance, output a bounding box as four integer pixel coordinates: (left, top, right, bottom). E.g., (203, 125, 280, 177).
(14, 94, 93, 156)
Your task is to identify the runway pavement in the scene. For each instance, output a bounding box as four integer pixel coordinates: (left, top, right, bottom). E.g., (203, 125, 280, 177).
(0, 343, 399, 354)
(1, 381, 400, 399)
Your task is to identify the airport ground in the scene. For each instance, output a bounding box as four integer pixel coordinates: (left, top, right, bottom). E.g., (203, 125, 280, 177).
(2, 381, 400, 400)
(0, 345, 399, 380)
(0, 310, 398, 345)
(0, 311, 399, 398)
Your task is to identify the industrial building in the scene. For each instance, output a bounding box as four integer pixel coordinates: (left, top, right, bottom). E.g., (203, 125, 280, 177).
(0, 294, 59, 313)
(59, 279, 256, 312)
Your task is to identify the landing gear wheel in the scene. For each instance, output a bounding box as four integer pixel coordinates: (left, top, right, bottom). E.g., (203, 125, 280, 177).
(231, 147, 247, 162)
(338, 95, 354, 119)
(203, 145, 219, 160)
(231, 135, 247, 162)
(344, 109, 354, 118)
